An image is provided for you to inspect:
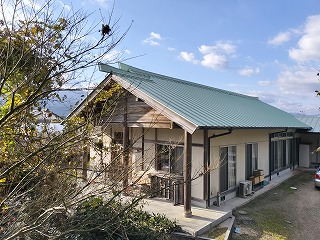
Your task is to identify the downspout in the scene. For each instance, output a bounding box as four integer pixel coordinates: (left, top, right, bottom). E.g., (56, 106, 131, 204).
(206, 129, 232, 207)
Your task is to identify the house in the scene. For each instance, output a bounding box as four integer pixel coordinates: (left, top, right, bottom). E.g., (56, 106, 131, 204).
(295, 116, 320, 168)
(66, 63, 311, 217)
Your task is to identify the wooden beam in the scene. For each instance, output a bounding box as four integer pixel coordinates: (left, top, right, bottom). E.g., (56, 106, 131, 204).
(203, 129, 209, 207)
(184, 130, 192, 217)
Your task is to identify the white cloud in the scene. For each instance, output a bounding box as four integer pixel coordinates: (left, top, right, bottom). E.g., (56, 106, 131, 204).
(289, 15, 320, 62)
(239, 67, 260, 76)
(247, 90, 279, 104)
(201, 53, 227, 69)
(1, 0, 42, 22)
(268, 31, 291, 45)
(179, 41, 237, 69)
(168, 47, 176, 51)
(142, 32, 163, 46)
(22, 0, 44, 10)
(96, 0, 108, 4)
(57, 0, 71, 11)
(82, 0, 109, 7)
(277, 66, 318, 95)
(198, 42, 236, 55)
(239, 64, 320, 115)
(244, 90, 318, 115)
(199, 41, 236, 69)
(258, 80, 271, 86)
(179, 52, 198, 64)
(144, 39, 160, 46)
(226, 83, 241, 87)
(150, 32, 162, 40)
(101, 49, 130, 62)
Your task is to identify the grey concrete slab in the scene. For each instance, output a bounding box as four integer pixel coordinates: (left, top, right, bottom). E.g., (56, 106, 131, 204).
(141, 198, 231, 236)
(218, 169, 299, 212)
(139, 169, 299, 236)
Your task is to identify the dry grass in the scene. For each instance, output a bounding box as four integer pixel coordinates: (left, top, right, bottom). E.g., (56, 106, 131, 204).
(201, 227, 227, 239)
(232, 171, 312, 240)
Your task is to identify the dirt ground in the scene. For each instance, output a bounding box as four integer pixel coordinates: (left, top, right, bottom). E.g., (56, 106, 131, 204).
(232, 169, 320, 240)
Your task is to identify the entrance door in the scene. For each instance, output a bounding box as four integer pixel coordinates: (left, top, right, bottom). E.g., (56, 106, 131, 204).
(246, 143, 258, 180)
(219, 147, 228, 192)
(220, 146, 236, 193)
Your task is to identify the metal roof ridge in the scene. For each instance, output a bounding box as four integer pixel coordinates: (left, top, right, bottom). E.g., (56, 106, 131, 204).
(99, 63, 152, 81)
(118, 62, 257, 100)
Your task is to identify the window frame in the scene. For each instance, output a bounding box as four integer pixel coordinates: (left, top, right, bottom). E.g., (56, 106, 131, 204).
(219, 145, 237, 192)
(246, 143, 258, 179)
(156, 143, 183, 175)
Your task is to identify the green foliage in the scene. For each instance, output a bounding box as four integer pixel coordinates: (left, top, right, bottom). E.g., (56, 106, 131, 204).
(0, 5, 92, 200)
(0, 17, 68, 116)
(94, 83, 123, 103)
(42, 196, 181, 240)
(0, 15, 70, 195)
(0, 1, 148, 239)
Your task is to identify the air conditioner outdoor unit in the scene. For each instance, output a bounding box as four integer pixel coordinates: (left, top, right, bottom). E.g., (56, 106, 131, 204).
(239, 181, 252, 198)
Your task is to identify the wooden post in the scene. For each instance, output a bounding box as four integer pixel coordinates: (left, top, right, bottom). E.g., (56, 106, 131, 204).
(203, 129, 209, 207)
(123, 95, 130, 188)
(82, 145, 89, 181)
(141, 128, 145, 170)
(184, 130, 192, 217)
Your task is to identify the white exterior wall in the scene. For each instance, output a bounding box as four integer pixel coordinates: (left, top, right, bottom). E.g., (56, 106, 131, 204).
(88, 126, 113, 179)
(143, 128, 157, 172)
(99, 126, 288, 202)
(190, 130, 205, 201)
(156, 128, 185, 143)
(300, 133, 320, 167)
(208, 129, 272, 197)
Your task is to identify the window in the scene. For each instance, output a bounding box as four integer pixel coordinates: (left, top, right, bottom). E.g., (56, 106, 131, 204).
(156, 144, 183, 175)
(113, 132, 123, 144)
(271, 132, 294, 172)
(220, 146, 236, 192)
(111, 131, 123, 163)
(246, 143, 258, 179)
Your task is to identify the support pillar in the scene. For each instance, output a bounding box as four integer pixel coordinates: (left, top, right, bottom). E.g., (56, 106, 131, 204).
(123, 94, 130, 188)
(123, 125, 129, 187)
(203, 129, 209, 208)
(184, 130, 192, 218)
(82, 145, 89, 181)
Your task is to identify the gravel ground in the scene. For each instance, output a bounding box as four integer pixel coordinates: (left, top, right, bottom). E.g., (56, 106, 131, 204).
(232, 169, 320, 240)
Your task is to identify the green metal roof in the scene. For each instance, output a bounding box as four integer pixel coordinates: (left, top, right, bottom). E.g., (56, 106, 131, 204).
(98, 63, 311, 133)
(296, 116, 320, 133)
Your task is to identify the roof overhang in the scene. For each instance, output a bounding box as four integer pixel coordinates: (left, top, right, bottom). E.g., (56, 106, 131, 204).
(64, 75, 112, 122)
(64, 71, 198, 133)
(111, 75, 198, 134)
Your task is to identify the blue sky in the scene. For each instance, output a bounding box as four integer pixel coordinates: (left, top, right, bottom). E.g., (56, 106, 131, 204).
(40, 1, 320, 115)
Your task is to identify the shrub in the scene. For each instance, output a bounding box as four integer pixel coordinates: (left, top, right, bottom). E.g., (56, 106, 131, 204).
(49, 196, 181, 240)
